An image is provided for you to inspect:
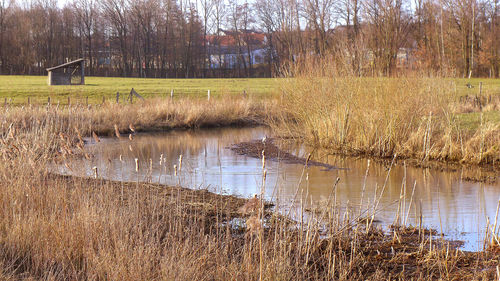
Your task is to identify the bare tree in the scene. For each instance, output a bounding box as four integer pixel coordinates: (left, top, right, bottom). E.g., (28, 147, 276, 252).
(364, 0, 411, 75)
(73, 0, 98, 74)
(212, 0, 226, 76)
(227, 0, 246, 76)
(444, 0, 479, 77)
(200, 0, 215, 77)
(0, 0, 12, 74)
(255, 0, 280, 75)
(129, 0, 160, 77)
(101, 0, 130, 76)
(302, 0, 338, 55)
(336, 0, 364, 75)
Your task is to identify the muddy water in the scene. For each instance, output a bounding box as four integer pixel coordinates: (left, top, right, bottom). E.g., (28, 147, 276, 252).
(61, 127, 500, 251)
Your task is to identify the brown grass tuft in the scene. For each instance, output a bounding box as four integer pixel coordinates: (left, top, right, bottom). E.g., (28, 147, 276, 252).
(274, 58, 500, 168)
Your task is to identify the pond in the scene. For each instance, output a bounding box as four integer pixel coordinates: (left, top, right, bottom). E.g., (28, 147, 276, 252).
(59, 127, 500, 251)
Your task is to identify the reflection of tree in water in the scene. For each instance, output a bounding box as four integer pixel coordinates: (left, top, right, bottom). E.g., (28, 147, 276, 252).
(271, 142, 499, 243)
(73, 127, 500, 251)
(92, 127, 269, 164)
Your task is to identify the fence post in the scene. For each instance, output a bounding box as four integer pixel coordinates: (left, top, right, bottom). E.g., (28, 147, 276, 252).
(478, 82, 483, 111)
(207, 89, 210, 101)
(116, 92, 120, 104)
(86, 96, 89, 106)
(68, 96, 71, 106)
(170, 89, 174, 100)
(47, 97, 51, 106)
(102, 96, 105, 105)
(27, 97, 30, 105)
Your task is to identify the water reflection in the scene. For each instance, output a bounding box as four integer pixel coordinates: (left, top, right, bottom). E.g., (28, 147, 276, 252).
(61, 127, 500, 251)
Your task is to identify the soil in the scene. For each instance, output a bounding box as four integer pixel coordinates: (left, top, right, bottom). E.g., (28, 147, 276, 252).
(229, 137, 498, 183)
(229, 138, 347, 170)
(48, 173, 500, 279)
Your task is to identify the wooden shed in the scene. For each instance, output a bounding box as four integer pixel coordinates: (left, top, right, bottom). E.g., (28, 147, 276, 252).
(46, 59, 85, 86)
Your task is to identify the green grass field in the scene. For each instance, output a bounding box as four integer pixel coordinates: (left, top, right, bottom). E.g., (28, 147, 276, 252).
(0, 75, 499, 104)
(447, 78, 500, 131)
(452, 78, 500, 96)
(0, 76, 278, 104)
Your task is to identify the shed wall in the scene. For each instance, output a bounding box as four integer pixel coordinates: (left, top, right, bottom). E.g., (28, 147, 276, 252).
(48, 71, 72, 85)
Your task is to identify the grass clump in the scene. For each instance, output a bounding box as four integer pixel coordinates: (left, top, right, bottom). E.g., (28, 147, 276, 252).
(276, 58, 500, 168)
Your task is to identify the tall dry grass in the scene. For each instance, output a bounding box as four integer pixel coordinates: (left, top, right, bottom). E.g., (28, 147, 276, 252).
(1, 96, 274, 137)
(276, 58, 500, 167)
(0, 96, 498, 280)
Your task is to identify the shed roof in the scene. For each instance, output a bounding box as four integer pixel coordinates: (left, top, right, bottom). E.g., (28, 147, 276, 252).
(46, 59, 84, 71)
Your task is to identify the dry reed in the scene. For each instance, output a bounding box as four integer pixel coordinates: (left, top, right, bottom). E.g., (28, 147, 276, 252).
(275, 57, 500, 168)
(0, 95, 498, 280)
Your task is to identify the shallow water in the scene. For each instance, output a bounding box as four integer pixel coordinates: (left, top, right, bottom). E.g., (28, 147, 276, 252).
(60, 127, 500, 251)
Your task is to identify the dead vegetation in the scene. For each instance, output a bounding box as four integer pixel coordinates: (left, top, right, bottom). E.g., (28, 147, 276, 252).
(0, 96, 274, 139)
(454, 94, 500, 114)
(274, 59, 500, 169)
(0, 170, 497, 279)
(0, 94, 499, 280)
(229, 138, 346, 170)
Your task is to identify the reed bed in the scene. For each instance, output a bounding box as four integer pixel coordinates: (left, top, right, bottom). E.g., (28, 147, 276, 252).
(0, 95, 499, 279)
(275, 58, 500, 168)
(0, 158, 498, 279)
(1, 96, 275, 139)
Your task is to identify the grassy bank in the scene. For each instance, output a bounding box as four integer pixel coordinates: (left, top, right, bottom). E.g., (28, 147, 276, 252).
(0, 76, 278, 104)
(1, 97, 499, 279)
(1, 97, 274, 137)
(275, 61, 500, 169)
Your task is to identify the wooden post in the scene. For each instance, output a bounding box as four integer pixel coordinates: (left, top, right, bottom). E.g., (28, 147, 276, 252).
(68, 96, 71, 105)
(27, 97, 30, 105)
(102, 96, 105, 105)
(3, 98, 6, 107)
(116, 92, 120, 104)
(81, 60, 85, 85)
(170, 89, 174, 100)
(207, 89, 210, 101)
(478, 82, 483, 110)
(129, 88, 144, 102)
(48, 97, 51, 106)
(86, 96, 89, 106)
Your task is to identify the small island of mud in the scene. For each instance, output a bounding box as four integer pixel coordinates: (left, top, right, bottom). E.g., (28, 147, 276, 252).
(229, 138, 347, 171)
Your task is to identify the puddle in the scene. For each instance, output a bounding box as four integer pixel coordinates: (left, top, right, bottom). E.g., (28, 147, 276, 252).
(58, 127, 500, 251)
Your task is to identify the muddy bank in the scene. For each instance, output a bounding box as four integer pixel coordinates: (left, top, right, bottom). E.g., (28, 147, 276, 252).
(360, 154, 499, 184)
(231, 137, 498, 183)
(46, 174, 500, 279)
(229, 138, 347, 170)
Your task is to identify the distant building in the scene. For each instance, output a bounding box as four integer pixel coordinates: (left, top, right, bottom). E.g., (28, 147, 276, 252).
(206, 30, 267, 69)
(46, 59, 85, 86)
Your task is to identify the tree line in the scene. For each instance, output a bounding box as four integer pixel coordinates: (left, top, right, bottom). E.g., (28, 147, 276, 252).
(0, 0, 498, 78)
